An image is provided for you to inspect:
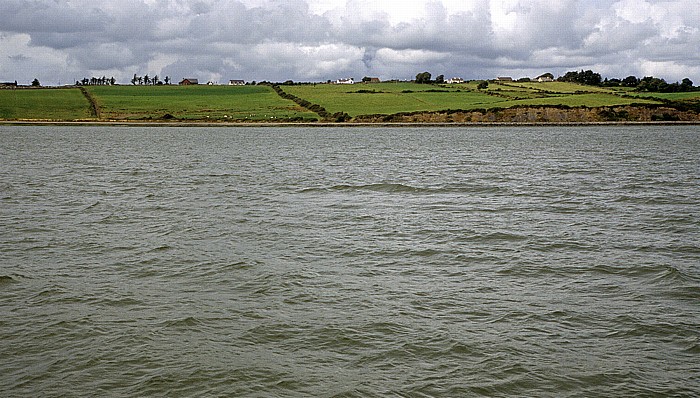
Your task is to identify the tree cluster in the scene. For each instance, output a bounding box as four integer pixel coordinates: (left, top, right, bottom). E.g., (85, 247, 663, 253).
(415, 72, 432, 84)
(130, 74, 170, 85)
(636, 76, 695, 93)
(558, 70, 602, 86)
(76, 76, 116, 86)
(414, 72, 446, 84)
(559, 69, 697, 92)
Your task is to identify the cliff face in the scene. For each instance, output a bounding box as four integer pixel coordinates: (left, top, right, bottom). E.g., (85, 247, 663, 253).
(353, 105, 700, 124)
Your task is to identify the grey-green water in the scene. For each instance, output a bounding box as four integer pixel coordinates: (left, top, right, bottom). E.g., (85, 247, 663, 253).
(1, 125, 699, 397)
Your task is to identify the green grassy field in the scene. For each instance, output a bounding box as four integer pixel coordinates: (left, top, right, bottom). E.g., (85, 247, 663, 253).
(282, 82, 661, 116)
(86, 85, 318, 121)
(0, 88, 92, 120)
(0, 81, 689, 122)
(283, 83, 506, 116)
(625, 91, 700, 101)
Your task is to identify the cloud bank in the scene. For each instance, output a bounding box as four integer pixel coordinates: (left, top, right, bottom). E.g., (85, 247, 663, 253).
(1, 0, 699, 85)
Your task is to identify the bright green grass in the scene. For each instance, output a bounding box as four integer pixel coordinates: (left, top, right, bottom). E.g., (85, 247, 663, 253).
(504, 93, 660, 108)
(626, 91, 700, 101)
(87, 85, 318, 121)
(283, 82, 660, 115)
(499, 81, 615, 94)
(0, 88, 92, 120)
(283, 83, 507, 116)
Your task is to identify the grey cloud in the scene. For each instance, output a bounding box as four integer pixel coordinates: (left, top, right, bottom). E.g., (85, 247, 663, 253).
(0, 1, 110, 34)
(1, 0, 699, 85)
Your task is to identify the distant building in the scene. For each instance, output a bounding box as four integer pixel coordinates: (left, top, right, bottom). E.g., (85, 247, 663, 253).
(496, 77, 513, 82)
(446, 77, 464, 84)
(179, 78, 199, 85)
(335, 78, 354, 85)
(229, 80, 246, 86)
(0, 81, 18, 87)
(363, 77, 381, 83)
(536, 73, 554, 82)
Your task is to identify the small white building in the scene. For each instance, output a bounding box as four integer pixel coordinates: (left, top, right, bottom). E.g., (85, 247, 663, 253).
(229, 80, 246, 86)
(335, 78, 354, 85)
(446, 77, 464, 84)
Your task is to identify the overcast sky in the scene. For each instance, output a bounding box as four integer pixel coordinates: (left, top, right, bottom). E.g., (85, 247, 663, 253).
(1, 0, 699, 85)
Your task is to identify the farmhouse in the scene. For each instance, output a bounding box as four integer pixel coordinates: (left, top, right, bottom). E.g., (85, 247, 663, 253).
(335, 78, 354, 85)
(229, 80, 246, 86)
(446, 77, 464, 84)
(536, 73, 554, 82)
(496, 77, 513, 82)
(179, 78, 199, 85)
(364, 77, 381, 83)
(0, 81, 18, 87)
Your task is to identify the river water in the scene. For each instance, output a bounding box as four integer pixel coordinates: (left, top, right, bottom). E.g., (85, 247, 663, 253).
(1, 125, 699, 397)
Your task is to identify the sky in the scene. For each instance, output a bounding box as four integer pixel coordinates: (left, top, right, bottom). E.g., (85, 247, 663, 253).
(1, 0, 699, 85)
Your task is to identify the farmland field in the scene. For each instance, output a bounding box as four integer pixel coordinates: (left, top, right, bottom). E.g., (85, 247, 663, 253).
(282, 82, 661, 116)
(0, 81, 692, 122)
(0, 88, 92, 120)
(86, 85, 318, 121)
(626, 91, 700, 101)
(283, 83, 508, 116)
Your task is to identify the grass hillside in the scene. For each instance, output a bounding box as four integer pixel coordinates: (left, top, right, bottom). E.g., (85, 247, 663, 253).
(86, 85, 318, 121)
(0, 88, 92, 120)
(282, 81, 661, 117)
(1, 80, 695, 123)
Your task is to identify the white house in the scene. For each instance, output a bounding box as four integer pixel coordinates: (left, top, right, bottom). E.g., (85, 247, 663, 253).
(336, 78, 354, 84)
(229, 80, 246, 86)
(446, 77, 464, 84)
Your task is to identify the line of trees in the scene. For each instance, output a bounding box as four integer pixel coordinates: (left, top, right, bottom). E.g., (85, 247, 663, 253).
(130, 74, 170, 85)
(559, 69, 696, 92)
(415, 72, 446, 84)
(76, 76, 116, 86)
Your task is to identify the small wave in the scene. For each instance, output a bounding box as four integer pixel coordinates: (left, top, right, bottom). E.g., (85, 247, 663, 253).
(461, 231, 528, 243)
(99, 297, 143, 307)
(83, 201, 100, 210)
(147, 245, 173, 253)
(160, 317, 204, 328)
(299, 183, 507, 195)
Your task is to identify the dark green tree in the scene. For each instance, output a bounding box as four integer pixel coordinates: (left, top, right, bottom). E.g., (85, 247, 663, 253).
(477, 80, 489, 90)
(31, 78, 40, 87)
(681, 78, 694, 90)
(415, 72, 432, 84)
(558, 70, 602, 86)
(435, 75, 445, 84)
(622, 76, 639, 87)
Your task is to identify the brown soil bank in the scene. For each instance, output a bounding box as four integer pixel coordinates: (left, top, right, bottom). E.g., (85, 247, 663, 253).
(353, 105, 700, 124)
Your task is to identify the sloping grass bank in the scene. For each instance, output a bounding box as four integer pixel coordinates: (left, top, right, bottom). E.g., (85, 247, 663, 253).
(0, 88, 92, 120)
(86, 85, 318, 121)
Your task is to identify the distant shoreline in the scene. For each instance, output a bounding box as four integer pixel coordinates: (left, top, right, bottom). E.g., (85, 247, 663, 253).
(2, 120, 699, 128)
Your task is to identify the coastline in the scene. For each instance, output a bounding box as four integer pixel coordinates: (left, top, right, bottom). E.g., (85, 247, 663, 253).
(2, 119, 700, 127)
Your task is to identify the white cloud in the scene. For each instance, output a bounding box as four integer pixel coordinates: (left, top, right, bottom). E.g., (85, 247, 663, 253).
(0, 0, 699, 85)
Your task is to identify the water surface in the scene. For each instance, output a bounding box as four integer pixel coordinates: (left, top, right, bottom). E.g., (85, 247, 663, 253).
(1, 126, 699, 397)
